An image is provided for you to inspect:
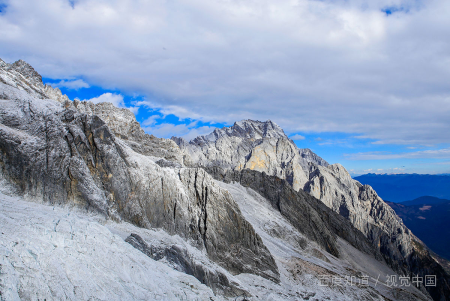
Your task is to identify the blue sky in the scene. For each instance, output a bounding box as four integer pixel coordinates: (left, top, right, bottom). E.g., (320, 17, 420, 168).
(2, 0, 450, 176)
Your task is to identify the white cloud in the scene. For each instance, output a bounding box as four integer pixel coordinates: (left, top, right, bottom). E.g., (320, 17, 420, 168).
(81, 92, 139, 115)
(53, 79, 89, 90)
(83, 93, 124, 107)
(349, 167, 406, 176)
(142, 115, 161, 126)
(290, 134, 305, 140)
(143, 122, 216, 140)
(128, 106, 139, 115)
(0, 0, 449, 145)
(345, 148, 450, 160)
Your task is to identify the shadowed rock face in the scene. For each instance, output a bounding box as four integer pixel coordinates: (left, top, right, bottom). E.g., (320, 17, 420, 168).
(125, 233, 250, 297)
(0, 60, 279, 291)
(204, 166, 384, 261)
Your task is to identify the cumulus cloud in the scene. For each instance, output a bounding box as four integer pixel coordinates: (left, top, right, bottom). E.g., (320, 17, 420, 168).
(1, 0, 449, 145)
(290, 134, 305, 140)
(142, 115, 161, 127)
(82, 92, 139, 114)
(53, 79, 89, 90)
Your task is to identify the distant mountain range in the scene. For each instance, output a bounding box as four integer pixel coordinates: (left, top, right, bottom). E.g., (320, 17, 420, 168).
(400, 196, 450, 206)
(386, 197, 450, 264)
(354, 173, 450, 203)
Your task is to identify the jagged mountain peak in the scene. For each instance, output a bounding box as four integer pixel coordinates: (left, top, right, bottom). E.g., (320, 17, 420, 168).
(0, 58, 7, 68)
(8, 59, 43, 84)
(234, 119, 286, 139)
(190, 119, 287, 144)
(0, 57, 70, 103)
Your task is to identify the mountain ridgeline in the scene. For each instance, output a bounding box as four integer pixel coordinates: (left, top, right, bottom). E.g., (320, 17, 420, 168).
(172, 117, 450, 300)
(1, 58, 449, 300)
(355, 173, 450, 203)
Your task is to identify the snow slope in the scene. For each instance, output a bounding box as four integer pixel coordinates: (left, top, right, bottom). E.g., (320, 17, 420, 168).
(0, 191, 220, 301)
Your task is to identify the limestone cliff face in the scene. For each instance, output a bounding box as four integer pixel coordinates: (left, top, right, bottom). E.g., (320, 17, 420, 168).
(304, 164, 414, 268)
(0, 59, 279, 287)
(2, 58, 449, 300)
(71, 100, 185, 164)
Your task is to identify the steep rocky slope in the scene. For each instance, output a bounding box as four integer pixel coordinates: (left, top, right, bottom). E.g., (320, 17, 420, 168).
(0, 59, 279, 294)
(174, 120, 450, 301)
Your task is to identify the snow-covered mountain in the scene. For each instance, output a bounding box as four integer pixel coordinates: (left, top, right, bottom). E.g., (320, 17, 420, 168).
(1, 58, 449, 300)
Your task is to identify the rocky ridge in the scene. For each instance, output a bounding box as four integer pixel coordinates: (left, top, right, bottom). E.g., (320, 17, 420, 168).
(0, 58, 69, 103)
(73, 100, 185, 164)
(174, 120, 450, 300)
